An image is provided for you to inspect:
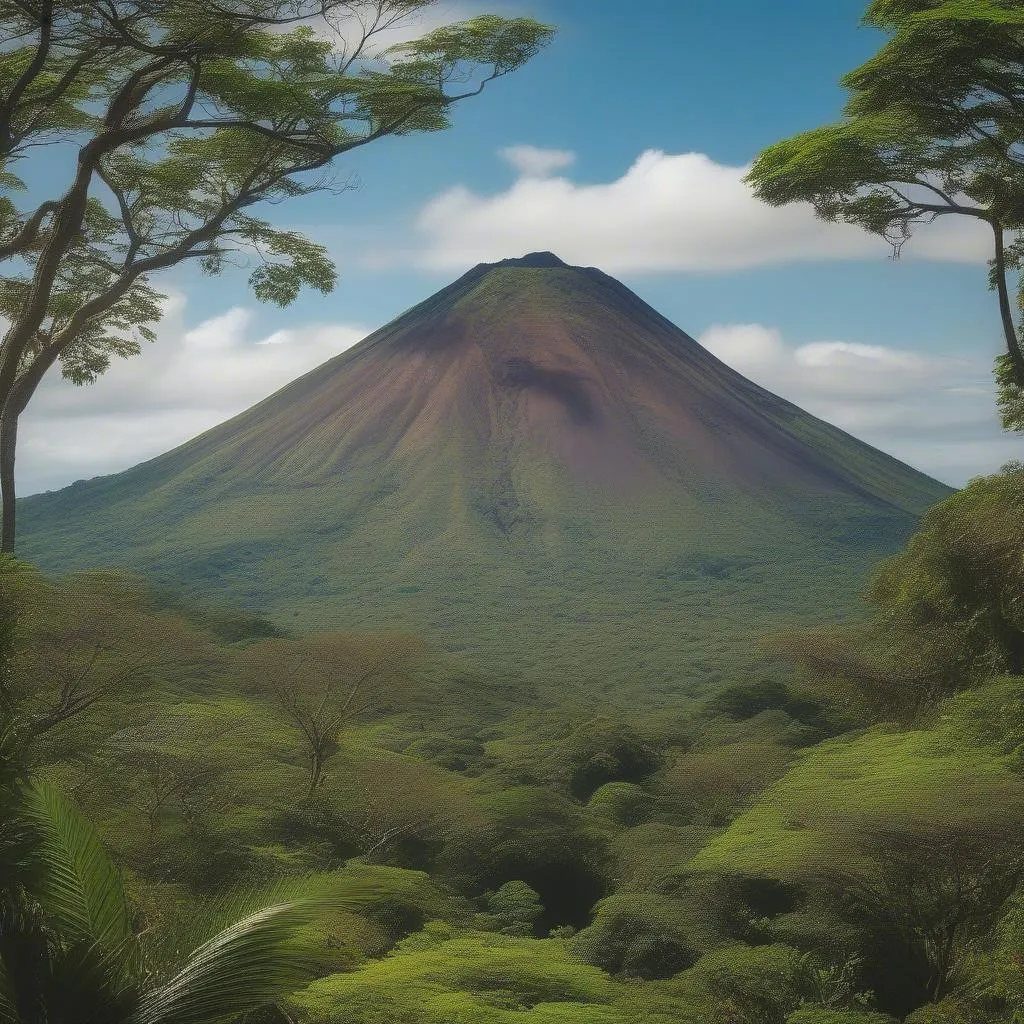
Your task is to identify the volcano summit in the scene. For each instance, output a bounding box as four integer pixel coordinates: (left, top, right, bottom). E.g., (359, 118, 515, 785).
(18, 253, 951, 695)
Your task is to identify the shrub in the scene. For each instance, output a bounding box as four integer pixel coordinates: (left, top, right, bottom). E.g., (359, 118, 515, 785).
(567, 720, 661, 799)
(587, 782, 653, 826)
(572, 893, 697, 979)
(404, 735, 485, 772)
(903, 1000, 1004, 1024)
(482, 881, 544, 937)
(679, 944, 807, 1024)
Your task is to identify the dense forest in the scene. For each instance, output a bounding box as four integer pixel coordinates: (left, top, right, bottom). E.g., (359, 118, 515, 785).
(3, 462, 1024, 1022)
(4, 0, 1024, 1022)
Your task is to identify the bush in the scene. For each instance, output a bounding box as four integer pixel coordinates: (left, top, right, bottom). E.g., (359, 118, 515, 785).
(482, 881, 544, 937)
(404, 735, 485, 772)
(572, 893, 697, 979)
(903, 1001, 1002, 1024)
(286, 931, 685, 1023)
(567, 720, 661, 800)
(587, 782, 653, 826)
(709, 679, 824, 727)
(659, 742, 793, 826)
(438, 787, 609, 930)
(678, 944, 807, 1024)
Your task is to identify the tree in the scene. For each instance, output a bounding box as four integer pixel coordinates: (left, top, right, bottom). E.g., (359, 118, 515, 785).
(76, 707, 253, 883)
(867, 461, 1024, 674)
(121, 719, 238, 840)
(241, 631, 424, 801)
(436, 785, 609, 933)
(563, 718, 661, 800)
(571, 891, 698, 979)
(690, 716, 1024, 1011)
(677, 945, 880, 1024)
(744, 0, 1024, 401)
(2, 568, 212, 747)
(482, 879, 544, 937)
(761, 614, 973, 728)
(0, 574, 370, 1019)
(763, 462, 1024, 725)
(837, 813, 1022, 1005)
(0, 1, 554, 551)
(658, 742, 794, 826)
(285, 926, 689, 1024)
(320, 743, 479, 865)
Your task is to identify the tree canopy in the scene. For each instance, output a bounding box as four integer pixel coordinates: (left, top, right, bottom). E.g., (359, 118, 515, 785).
(763, 462, 1024, 726)
(745, 0, 1024, 409)
(690, 684, 1024, 1006)
(0, 0, 554, 550)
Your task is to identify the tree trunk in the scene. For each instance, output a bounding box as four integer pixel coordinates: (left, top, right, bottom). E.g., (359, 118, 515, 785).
(0, 409, 17, 554)
(305, 750, 324, 802)
(992, 221, 1024, 385)
(0, 340, 68, 554)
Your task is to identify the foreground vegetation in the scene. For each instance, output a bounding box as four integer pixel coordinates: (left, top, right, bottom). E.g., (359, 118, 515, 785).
(4, 0, 1024, 1021)
(4, 463, 1024, 1022)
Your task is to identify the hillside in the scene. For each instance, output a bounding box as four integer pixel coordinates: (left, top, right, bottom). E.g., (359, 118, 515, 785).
(17, 252, 952, 697)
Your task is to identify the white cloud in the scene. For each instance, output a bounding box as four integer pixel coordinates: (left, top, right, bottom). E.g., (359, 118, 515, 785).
(285, 0, 517, 60)
(697, 322, 1020, 486)
(18, 296, 368, 495)
(498, 144, 576, 178)
(384, 149, 994, 273)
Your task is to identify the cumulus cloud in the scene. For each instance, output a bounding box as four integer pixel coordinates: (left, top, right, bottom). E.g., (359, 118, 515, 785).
(499, 144, 576, 178)
(286, 0, 517, 59)
(697, 322, 1018, 486)
(18, 296, 368, 495)
(389, 149, 994, 273)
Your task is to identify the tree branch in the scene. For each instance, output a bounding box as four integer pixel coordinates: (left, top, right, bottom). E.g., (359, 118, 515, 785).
(0, 199, 59, 261)
(0, 0, 54, 152)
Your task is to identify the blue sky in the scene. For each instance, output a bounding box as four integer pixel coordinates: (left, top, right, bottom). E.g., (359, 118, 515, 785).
(19, 0, 1019, 493)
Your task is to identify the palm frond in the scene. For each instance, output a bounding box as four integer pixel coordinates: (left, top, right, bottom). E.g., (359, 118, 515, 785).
(23, 778, 132, 952)
(129, 899, 329, 1024)
(132, 873, 387, 1024)
(0, 953, 23, 1024)
(0, 728, 33, 891)
(139, 872, 384, 976)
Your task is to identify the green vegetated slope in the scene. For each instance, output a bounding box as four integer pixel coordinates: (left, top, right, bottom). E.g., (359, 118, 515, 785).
(9, 460, 1024, 1023)
(17, 254, 950, 698)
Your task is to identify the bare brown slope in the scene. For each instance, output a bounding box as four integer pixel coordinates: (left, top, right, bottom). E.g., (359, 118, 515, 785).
(126, 251, 940, 512)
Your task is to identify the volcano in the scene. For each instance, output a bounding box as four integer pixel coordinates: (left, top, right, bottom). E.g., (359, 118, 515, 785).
(18, 253, 951, 697)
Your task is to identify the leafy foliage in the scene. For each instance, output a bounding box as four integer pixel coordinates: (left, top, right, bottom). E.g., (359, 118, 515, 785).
(691, 693, 1024, 1006)
(746, 0, 1024, 395)
(481, 881, 544, 938)
(286, 927, 692, 1024)
(6, 386, 1024, 1023)
(571, 892, 698, 980)
(765, 463, 1024, 728)
(0, 769, 385, 1023)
